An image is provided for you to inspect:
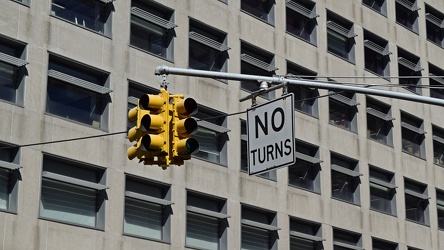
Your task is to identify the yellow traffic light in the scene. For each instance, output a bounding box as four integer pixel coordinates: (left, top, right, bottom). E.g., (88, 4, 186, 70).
(127, 89, 171, 167)
(170, 95, 200, 165)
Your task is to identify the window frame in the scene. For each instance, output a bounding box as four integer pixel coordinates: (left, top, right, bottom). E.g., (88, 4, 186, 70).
(288, 140, 322, 193)
(363, 0, 387, 16)
(240, 41, 277, 99)
(0, 141, 21, 213)
(425, 4, 444, 48)
(123, 175, 172, 242)
(192, 106, 229, 166)
(130, 0, 176, 61)
(189, 19, 230, 73)
(45, 53, 111, 130)
(289, 217, 324, 250)
(436, 189, 444, 230)
(240, 120, 277, 180)
(363, 30, 391, 78)
(39, 153, 107, 229)
(369, 166, 397, 215)
(372, 237, 398, 250)
(366, 97, 394, 146)
(395, 0, 419, 33)
(50, 0, 114, 36)
(397, 48, 423, 94)
(286, 62, 319, 117)
(401, 111, 425, 159)
(326, 12, 357, 63)
(404, 178, 429, 225)
(186, 191, 229, 250)
(240, 0, 275, 25)
(0, 35, 28, 106)
(331, 153, 361, 205)
(432, 125, 444, 166)
(285, 0, 318, 45)
(241, 205, 279, 250)
(333, 228, 363, 250)
(329, 90, 359, 132)
(429, 63, 444, 99)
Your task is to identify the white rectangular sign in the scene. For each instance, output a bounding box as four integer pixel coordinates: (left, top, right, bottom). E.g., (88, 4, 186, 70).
(247, 93, 295, 175)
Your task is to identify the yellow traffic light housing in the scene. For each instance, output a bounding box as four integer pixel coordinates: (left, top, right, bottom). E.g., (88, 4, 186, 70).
(170, 95, 200, 165)
(127, 89, 171, 167)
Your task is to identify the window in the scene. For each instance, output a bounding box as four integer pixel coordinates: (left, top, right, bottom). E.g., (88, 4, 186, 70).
(46, 53, 111, 130)
(432, 125, 444, 166)
(241, 0, 275, 25)
(329, 90, 359, 132)
(288, 140, 322, 193)
(429, 64, 444, 99)
(331, 153, 361, 205)
(0, 142, 20, 213)
(286, 62, 319, 117)
(286, 0, 318, 45)
(39, 154, 107, 229)
(369, 166, 396, 215)
(193, 106, 229, 165)
(289, 217, 323, 250)
(364, 31, 391, 77)
(372, 238, 398, 250)
(130, 0, 176, 61)
(366, 97, 394, 146)
(395, 0, 419, 33)
(0, 35, 28, 105)
(124, 176, 172, 242)
(363, 0, 387, 16)
(401, 112, 425, 158)
(425, 4, 444, 47)
(127, 82, 158, 131)
(327, 12, 356, 63)
(398, 48, 423, 94)
(240, 41, 277, 99)
(186, 192, 229, 250)
(51, 0, 113, 36)
(12, 0, 30, 6)
(241, 205, 279, 250)
(404, 178, 429, 225)
(240, 120, 277, 180)
(437, 189, 444, 230)
(189, 19, 229, 72)
(333, 228, 362, 250)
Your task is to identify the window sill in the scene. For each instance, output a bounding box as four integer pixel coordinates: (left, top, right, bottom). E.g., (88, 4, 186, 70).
(402, 150, 425, 160)
(367, 137, 394, 148)
(0, 99, 24, 109)
(39, 216, 104, 231)
(50, 15, 111, 39)
(331, 197, 361, 207)
(11, 0, 29, 7)
(44, 112, 108, 133)
(369, 208, 397, 218)
(405, 219, 430, 227)
(363, 69, 391, 82)
(129, 45, 174, 63)
(327, 51, 356, 65)
(123, 233, 170, 244)
(288, 184, 321, 195)
(362, 4, 387, 17)
(426, 39, 444, 50)
(395, 22, 419, 35)
(329, 122, 358, 134)
(240, 10, 275, 27)
(285, 32, 317, 47)
(192, 156, 227, 168)
(295, 109, 319, 119)
(240, 169, 277, 182)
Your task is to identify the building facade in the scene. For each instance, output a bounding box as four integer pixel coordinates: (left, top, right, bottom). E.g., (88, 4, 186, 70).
(1, 0, 444, 249)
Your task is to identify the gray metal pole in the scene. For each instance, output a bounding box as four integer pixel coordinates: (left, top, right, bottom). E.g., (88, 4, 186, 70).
(155, 65, 444, 107)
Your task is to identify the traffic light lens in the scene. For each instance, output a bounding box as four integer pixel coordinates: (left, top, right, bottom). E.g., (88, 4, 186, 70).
(177, 98, 198, 116)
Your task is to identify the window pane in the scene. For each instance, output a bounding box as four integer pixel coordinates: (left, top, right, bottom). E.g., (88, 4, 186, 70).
(40, 179, 97, 227)
(290, 237, 315, 250)
(46, 79, 104, 128)
(332, 172, 355, 202)
(0, 61, 18, 103)
(367, 115, 390, 143)
(328, 30, 349, 59)
(130, 16, 168, 57)
(401, 128, 422, 157)
(286, 10, 312, 42)
(187, 213, 219, 250)
(51, 0, 107, 33)
(189, 40, 224, 71)
(124, 198, 162, 240)
(241, 225, 269, 250)
(370, 183, 392, 213)
(241, 0, 272, 22)
(193, 127, 221, 163)
(329, 100, 352, 129)
(0, 169, 9, 210)
(405, 194, 425, 223)
(289, 161, 316, 190)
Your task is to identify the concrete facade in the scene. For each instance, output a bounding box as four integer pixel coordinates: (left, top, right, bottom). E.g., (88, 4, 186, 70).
(0, 0, 444, 249)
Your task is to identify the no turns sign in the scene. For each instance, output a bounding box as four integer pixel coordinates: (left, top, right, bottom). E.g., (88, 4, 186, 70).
(247, 93, 295, 175)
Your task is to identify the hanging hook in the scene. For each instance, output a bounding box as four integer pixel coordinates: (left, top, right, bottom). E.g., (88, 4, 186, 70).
(160, 74, 169, 90)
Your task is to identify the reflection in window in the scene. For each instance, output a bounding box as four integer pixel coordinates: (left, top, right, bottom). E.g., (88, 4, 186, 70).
(327, 12, 356, 63)
(366, 97, 394, 146)
(401, 112, 425, 158)
(404, 178, 429, 225)
(395, 0, 419, 33)
(331, 154, 361, 205)
(369, 166, 396, 215)
(241, 0, 275, 24)
(286, 0, 318, 45)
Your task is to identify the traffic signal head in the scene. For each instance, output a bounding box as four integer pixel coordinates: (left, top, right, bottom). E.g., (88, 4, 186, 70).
(127, 89, 170, 163)
(170, 96, 200, 165)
